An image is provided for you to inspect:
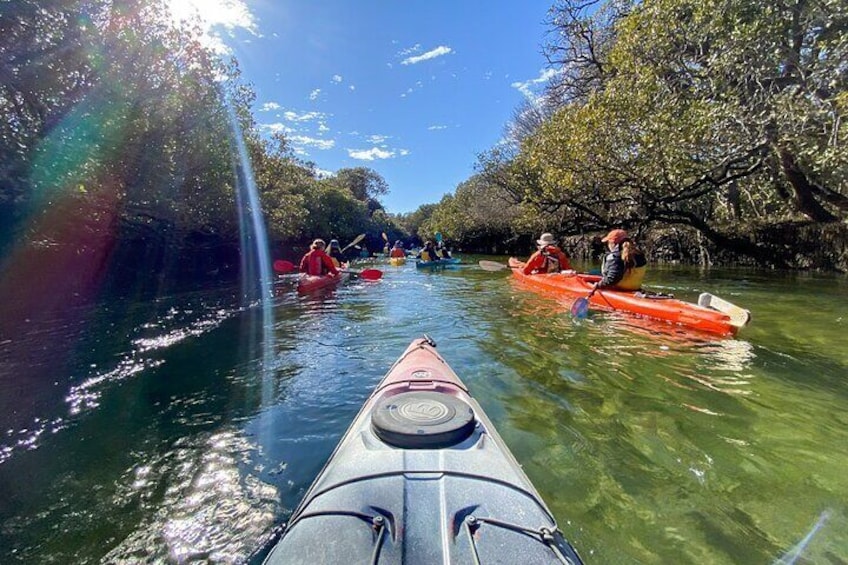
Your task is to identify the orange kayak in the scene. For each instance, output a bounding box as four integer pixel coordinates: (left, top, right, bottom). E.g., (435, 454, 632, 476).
(508, 258, 745, 336)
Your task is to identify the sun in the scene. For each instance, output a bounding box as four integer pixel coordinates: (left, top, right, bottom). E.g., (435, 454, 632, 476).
(165, 0, 258, 53)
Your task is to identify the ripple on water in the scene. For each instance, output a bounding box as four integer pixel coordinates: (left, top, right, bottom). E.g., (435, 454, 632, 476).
(104, 429, 278, 563)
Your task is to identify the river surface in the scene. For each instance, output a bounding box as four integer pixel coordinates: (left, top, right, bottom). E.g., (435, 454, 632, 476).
(1, 258, 846, 564)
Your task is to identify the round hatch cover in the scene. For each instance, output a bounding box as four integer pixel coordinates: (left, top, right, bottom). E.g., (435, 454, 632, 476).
(371, 392, 475, 448)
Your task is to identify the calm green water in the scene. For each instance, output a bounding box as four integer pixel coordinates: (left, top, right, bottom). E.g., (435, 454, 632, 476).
(1, 259, 846, 563)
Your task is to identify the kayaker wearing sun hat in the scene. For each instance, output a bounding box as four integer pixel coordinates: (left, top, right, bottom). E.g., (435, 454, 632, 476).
(299, 239, 340, 276)
(596, 229, 646, 291)
(522, 232, 572, 275)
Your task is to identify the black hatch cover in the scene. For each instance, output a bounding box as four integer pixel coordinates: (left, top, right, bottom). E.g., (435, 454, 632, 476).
(371, 391, 475, 448)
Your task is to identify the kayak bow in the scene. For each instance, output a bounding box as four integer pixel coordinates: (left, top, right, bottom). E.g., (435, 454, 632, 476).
(254, 336, 584, 564)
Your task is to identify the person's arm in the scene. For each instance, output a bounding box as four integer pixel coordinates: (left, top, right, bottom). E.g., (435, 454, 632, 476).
(299, 254, 309, 273)
(322, 252, 339, 275)
(523, 252, 542, 275)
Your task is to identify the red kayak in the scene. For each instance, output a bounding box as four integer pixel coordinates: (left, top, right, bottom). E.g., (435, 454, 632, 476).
(296, 271, 349, 293)
(508, 258, 749, 336)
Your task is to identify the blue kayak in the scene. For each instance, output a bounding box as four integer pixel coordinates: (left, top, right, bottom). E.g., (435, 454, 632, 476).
(415, 257, 461, 269)
(252, 336, 584, 564)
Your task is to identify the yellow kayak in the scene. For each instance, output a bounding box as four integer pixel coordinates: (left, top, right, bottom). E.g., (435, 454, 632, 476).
(389, 256, 406, 266)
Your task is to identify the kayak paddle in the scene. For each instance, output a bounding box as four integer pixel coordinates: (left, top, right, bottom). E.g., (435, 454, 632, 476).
(571, 295, 591, 318)
(571, 285, 616, 318)
(340, 234, 366, 253)
(478, 260, 515, 271)
(342, 268, 383, 281)
(273, 259, 296, 274)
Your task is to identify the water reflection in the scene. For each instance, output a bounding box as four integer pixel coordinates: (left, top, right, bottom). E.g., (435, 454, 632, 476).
(1, 261, 847, 564)
(103, 430, 278, 563)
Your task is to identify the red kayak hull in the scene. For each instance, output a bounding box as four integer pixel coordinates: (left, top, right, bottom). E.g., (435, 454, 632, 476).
(508, 258, 739, 336)
(296, 272, 349, 293)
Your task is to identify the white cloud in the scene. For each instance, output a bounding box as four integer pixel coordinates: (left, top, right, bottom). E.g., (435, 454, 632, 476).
(309, 88, 321, 100)
(314, 168, 335, 179)
(398, 44, 421, 57)
(282, 110, 325, 122)
(399, 149, 410, 156)
(428, 125, 447, 131)
(318, 122, 330, 132)
(348, 147, 395, 161)
(166, 0, 258, 54)
(349, 85, 356, 91)
(260, 102, 280, 111)
(367, 134, 390, 144)
(511, 68, 561, 100)
(401, 45, 452, 65)
(261, 122, 294, 134)
(290, 135, 335, 150)
(332, 75, 343, 83)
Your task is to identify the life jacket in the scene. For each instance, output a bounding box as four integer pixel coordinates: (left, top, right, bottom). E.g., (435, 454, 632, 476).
(617, 265, 646, 291)
(420, 249, 437, 262)
(306, 250, 327, 276)
(390, 248, 405, 258)
(540, 245, 564, 273)
(617, 250, 647, 290)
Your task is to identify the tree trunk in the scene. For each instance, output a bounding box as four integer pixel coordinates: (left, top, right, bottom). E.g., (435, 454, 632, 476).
(776, 146, 839, 222)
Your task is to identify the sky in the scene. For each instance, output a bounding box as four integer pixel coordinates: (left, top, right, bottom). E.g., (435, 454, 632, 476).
(169, 0, 558, 214)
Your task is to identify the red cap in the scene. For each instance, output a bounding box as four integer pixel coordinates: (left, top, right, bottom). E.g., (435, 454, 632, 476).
(601, 229, 627, 244)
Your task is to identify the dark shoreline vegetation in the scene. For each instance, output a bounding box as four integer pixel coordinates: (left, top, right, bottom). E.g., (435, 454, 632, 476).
(1, 0, 846, 301)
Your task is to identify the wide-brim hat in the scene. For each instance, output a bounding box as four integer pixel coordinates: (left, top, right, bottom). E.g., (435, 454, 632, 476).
(601, 229, 627, 244)
(312, 238, 326, 248)
(536, 233, 556, 246)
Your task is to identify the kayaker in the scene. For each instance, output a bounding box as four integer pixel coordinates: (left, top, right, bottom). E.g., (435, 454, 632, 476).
(389, 240, 406, 258)
(299, 239, 340, 276)
(595, 229, 647, 291)
(436, 241, 452, 259)
(418, 240, 440, 262)
(522, 232, 572, 275)
(326, 239, 349, 268)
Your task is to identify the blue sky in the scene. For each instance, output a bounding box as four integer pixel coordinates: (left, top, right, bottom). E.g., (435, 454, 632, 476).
(170, 1, 557, 213)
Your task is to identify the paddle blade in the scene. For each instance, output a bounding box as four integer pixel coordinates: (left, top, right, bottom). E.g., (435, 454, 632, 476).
(571, 297, 590, 318)
(359, 268, 383, 280)
(341, 233, 366, 253)
(381, 232, 388, 241)
(478, 260, 508, 271)
(274, 259, 296, 274)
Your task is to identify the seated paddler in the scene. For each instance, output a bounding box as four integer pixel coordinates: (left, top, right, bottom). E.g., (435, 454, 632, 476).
(523, 232, 572, 275)
(595, 229, 647, 291)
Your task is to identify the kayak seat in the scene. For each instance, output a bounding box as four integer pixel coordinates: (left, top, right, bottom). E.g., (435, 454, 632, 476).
(371, 391, 476, 449)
